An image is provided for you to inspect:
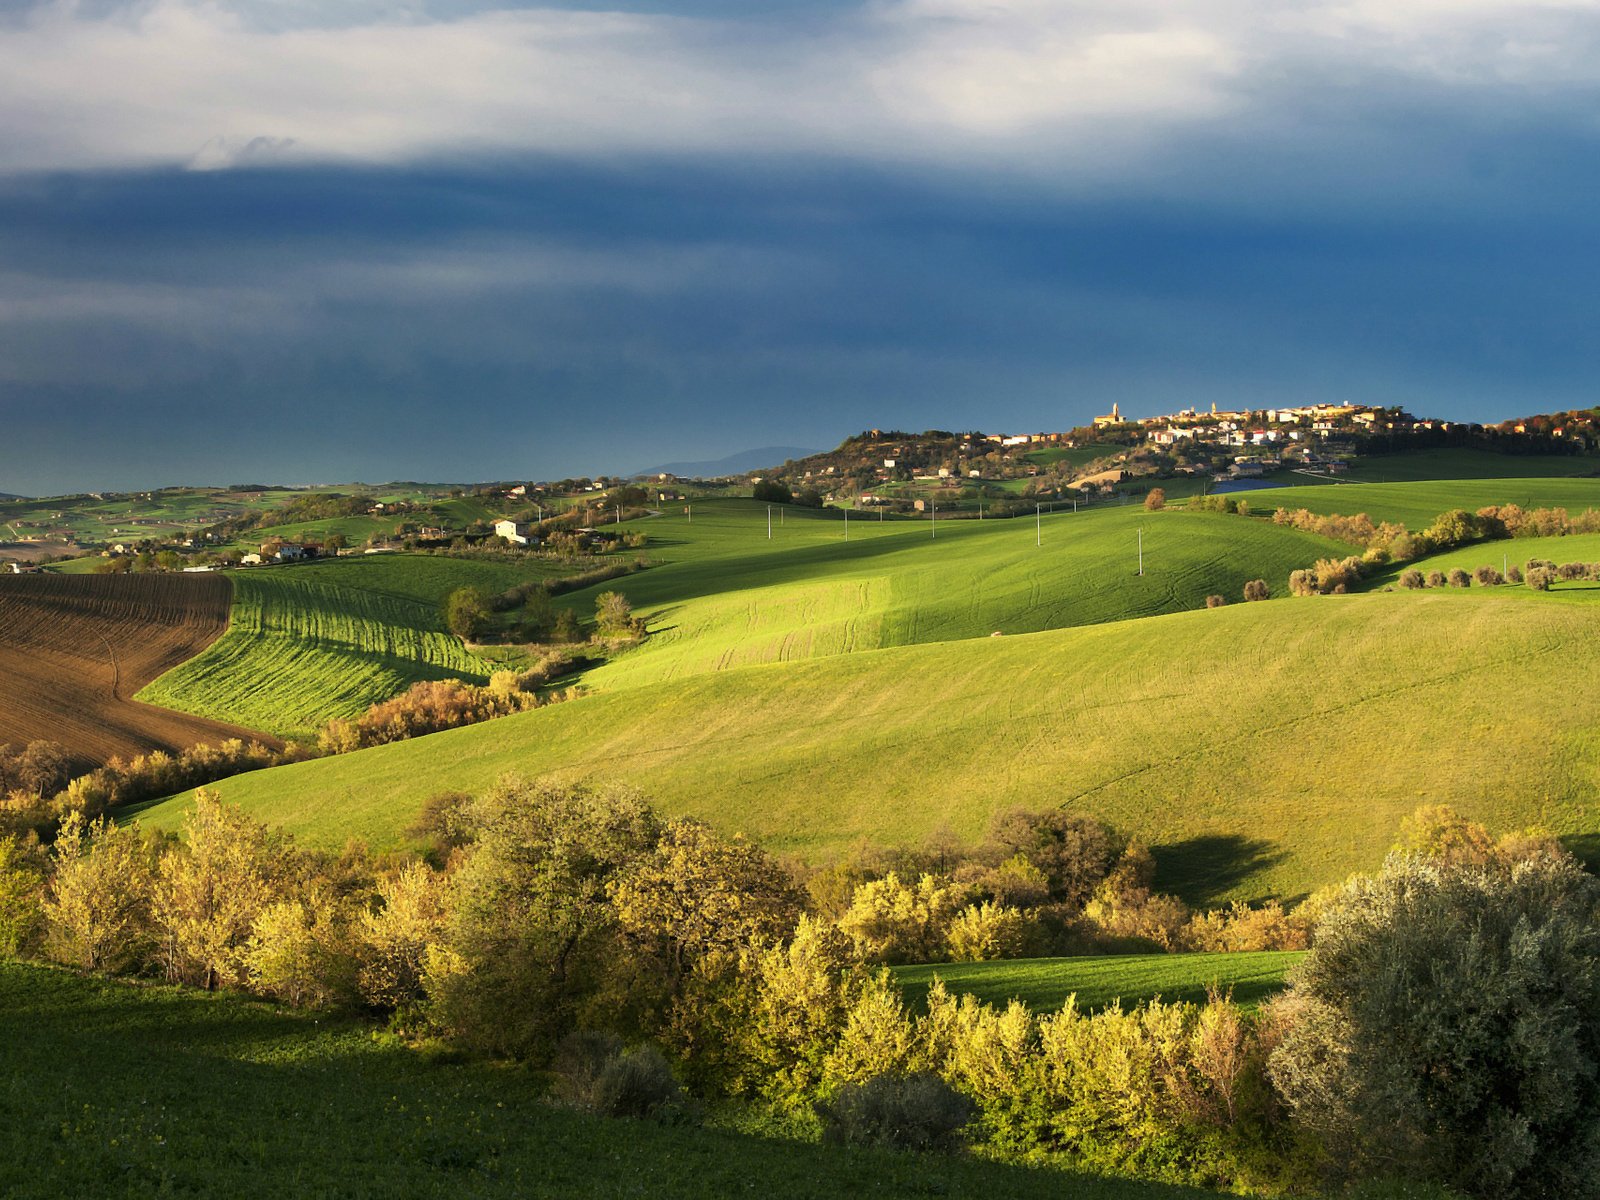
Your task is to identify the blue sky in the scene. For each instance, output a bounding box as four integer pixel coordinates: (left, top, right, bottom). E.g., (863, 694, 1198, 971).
(3, 0, 1600, 493)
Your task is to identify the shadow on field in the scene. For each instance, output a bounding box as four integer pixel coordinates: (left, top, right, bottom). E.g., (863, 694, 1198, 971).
(1152, 834, 1287, 907)
(1562, 832, 1600, 873)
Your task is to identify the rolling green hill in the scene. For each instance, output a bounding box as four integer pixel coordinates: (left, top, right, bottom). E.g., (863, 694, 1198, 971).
(1374, 533, 1600, 590)
(546, 500, 1350, 692)
(893, 951, 1304, 1014)
(1289, 448, 1600, 485)
(1222, 477, 1600, 529)
(137, 555, 571, 739)
(137, 590, 1600, 903)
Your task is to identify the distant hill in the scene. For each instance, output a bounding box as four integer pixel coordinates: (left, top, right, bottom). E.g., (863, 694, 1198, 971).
(631, 446, 821, 479)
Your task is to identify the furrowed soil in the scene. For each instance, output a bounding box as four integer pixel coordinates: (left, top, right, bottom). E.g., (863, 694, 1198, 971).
(0, 574, 276, 766)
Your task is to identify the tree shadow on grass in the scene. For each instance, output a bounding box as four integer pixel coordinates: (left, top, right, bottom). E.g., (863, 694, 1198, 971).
(1152, 834, 1288, 907)
(1561, 832, 1600, 874)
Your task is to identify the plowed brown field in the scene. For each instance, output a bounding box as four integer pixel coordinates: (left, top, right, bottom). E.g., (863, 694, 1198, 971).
(0, 574, 276, 767)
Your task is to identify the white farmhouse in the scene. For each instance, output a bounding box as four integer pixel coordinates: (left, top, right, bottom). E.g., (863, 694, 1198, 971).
(495, 519, 531, 546)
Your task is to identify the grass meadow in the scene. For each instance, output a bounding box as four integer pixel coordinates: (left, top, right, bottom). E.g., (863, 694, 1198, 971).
(1220, 476, 1600, 529)
(1373, 533, 1600, 592)
(136, 589, 1600, 903)
(0, 961, 1215, 1200)
(893, 951, 1305, 1014)
(551, 499, 1350, 692)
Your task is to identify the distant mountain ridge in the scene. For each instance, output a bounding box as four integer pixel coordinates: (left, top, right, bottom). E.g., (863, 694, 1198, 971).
(631, 446, 822, 479)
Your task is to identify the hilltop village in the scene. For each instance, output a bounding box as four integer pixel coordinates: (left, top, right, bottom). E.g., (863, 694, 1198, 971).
(746, 401, 1597, 513)
(2, 402, 1595, 573)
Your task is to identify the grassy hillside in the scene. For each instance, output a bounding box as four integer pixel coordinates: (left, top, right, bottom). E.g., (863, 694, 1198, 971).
(557, 500, 1349, 692)
(1283, 448, 1600, 485)
(137, 590, 1600, 903)
(1224, 477, 1600, 529)
(893, 951, 1304, 1014)
(137, 555, 571, 739)
(1374, 533, 1600, 590)
(0, 962, 1209, 1200)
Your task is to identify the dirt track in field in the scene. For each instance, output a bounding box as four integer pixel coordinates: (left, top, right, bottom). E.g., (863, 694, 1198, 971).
(0, 574, 278, 767)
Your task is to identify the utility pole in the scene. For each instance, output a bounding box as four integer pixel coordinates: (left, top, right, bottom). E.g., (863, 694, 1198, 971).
(844, 507, 849, 541)
(1138, 528, 1144, 576)
(1036, 504, 1041, 547)
(767, 506, 772, 539)
(931, 501, 936, 538)
(687, 504, 691, 523)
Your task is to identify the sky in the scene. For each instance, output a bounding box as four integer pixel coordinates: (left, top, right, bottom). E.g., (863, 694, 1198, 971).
(4, 0, 1600, 494)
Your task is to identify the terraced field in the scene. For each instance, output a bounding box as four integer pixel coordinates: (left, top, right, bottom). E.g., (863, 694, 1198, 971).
(894, 951, 1305, 1014)
(139, 555, 572, 739)
(0, 574, 273, 766)
(139, 590, 1600, 902)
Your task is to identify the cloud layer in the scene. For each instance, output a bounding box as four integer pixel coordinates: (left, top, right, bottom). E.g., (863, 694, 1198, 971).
(5, 1, 1600, 494)
(4, 0, 1599, 180)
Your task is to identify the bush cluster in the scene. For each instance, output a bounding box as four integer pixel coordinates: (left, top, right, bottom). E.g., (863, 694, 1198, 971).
(316, 679, 546, 754)
(6, 785, 1593, 1198)
(1, 738, 294, 839)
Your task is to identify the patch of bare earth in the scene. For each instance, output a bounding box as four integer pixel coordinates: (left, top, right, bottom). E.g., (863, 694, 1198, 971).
(0, 574, 278, 768)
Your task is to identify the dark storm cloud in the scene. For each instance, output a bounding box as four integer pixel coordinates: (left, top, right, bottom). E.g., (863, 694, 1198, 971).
(3, 1, 1600, 492)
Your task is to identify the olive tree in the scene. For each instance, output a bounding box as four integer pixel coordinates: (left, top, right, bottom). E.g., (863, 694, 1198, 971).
(1270, 853, 1600, 1198)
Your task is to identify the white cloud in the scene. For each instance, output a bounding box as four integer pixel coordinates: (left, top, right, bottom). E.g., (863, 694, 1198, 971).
(0, 0, 1597, 176)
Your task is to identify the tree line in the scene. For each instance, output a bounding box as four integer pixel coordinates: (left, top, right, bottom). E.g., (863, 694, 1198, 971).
(1, 786, 1593, 1196)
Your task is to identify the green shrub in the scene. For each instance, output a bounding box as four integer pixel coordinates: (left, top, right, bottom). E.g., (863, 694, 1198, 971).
(1270, 853, 1600, 1198)
(820, 1071, 976, 1153)
(837, 873, 964, 964)
(946, 901, 1028, 962)
(553, 1033, 691, 1122)
(0, 834, 44, 957)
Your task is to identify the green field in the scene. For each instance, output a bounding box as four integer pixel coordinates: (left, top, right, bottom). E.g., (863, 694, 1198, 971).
(1221, 477, 1600, 530)
(137, 589, 1600, 903)
(1023, 445, 1113, 469)
(893, 951, 1305, 1014)
(1325, 448, 1600, 484)
(137, 555, 573, 739)
(1373, 533, 1600, 589)
(547, 499, 1348, 692)
(0, 486, 358, 546)
(0, 961, 1210, 1200)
